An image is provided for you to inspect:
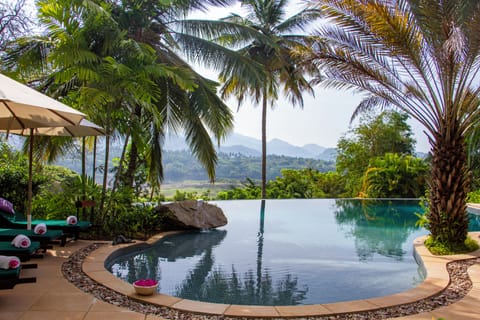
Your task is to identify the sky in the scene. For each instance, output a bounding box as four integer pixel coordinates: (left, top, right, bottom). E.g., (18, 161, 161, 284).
(189, 2, 431, 152)
(12, 0, 431, 152)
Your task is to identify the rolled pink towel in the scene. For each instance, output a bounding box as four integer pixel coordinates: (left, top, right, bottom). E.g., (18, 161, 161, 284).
(0, 255, 20, 269)
(11, 234, 31, 248)
(34, 223, 47, 235)
(66, 215, 77, 225)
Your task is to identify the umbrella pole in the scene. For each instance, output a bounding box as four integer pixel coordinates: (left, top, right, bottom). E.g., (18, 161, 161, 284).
(82, 137, 86, 218)
(27, 129, 33, 230)
(92, 137, 97, 183)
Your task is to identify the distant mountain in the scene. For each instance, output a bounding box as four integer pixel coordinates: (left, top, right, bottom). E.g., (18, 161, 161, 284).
(164, 133, 331, 160)
(217, 145, 261, 157)
(303, 143, 326, 156)
(268, 138, 317, 158)
(318, 148, 337, 162)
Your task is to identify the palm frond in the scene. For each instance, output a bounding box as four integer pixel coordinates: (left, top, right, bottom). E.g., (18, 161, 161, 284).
(276, 8, 322, 33)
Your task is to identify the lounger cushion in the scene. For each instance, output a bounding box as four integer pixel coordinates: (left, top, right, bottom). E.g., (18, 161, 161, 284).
(0, 198, 14, 215)
(0, 267, 20, 279)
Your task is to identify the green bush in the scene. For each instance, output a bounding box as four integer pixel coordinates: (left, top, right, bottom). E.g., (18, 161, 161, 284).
(467, 189, 480, 203)
(425, 235, 479, 255)
(0, 142, 46, 213)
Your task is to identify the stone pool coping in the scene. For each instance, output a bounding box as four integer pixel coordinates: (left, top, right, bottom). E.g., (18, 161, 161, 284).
(82, 231, 480, 318)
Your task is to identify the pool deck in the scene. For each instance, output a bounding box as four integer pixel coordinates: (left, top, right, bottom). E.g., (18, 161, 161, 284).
(1, 232, 479, 320)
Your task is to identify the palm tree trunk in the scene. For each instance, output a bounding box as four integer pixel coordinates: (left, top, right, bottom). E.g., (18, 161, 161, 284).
(124, 141, 138, 189)
(261, 90, 267, 199)
(100, 135, 110, 218)
(428, 126, 470, 246)
(124, 106, 142, 189)
(111, 134, 130, 194)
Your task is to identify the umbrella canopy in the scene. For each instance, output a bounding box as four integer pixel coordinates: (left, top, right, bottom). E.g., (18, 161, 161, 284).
(0, 73, 86, 230)
(0, 73, 85, 130)
(6, 118, 106, 220)
(6, 119, 105, 137)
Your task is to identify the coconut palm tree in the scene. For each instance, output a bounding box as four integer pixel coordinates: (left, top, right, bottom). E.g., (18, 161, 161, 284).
(308, 0, 480, 247)
(179, 0, 322, 198)
(108, 0, 242, 190)
(3, 0, 240, 197)
(221, 0, 322, 198)
(3, 0, 176, 211)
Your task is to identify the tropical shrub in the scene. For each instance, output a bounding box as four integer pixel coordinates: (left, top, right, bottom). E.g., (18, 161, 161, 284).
(359, 153, 429, 198)
(425, 235, 479, 255)
(0, 141, 46, 213)
(336, 111, 416, 197)
(467, 190, 480, 203)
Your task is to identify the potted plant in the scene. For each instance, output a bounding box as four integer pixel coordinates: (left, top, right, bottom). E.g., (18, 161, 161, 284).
(133, 279, 158, 296)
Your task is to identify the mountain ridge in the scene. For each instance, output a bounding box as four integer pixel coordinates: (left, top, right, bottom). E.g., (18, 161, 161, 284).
(164, 132, 336, 161)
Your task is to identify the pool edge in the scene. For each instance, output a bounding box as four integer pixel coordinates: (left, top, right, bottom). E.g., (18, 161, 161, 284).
(83, 231, 480, 318)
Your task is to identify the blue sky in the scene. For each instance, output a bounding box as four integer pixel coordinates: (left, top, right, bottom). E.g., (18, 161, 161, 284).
(190, 2, 431, 152)
(14, 0, 431, 152)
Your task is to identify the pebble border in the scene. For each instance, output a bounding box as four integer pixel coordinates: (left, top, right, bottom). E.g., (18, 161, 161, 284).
(62, 243, 479, 319)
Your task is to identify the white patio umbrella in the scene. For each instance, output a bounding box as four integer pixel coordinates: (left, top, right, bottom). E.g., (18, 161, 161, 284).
(7, 119, 106, 220)
(9, 118, 105, 137)
(0, 74, 85, 130)
(0, 73, 86, 230)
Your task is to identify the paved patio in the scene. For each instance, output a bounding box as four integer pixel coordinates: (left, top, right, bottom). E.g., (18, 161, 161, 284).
(1, 233, 479, 320)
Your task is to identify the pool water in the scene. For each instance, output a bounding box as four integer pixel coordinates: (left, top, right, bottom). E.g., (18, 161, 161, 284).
(107, 199, 480, 306)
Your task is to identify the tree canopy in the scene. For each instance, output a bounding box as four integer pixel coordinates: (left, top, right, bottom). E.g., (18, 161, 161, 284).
(309, 0, 480, 248)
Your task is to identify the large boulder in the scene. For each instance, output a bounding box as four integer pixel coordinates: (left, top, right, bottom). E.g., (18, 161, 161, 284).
(155, 200, 227, 230)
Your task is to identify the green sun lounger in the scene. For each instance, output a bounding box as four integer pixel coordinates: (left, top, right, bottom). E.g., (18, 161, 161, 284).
(0, 265, 37, 290)
(0, 241, 42, 261)
(0, 228, 66, 249)
(0, 211, 90, 243)
(0, 198, 92, 242)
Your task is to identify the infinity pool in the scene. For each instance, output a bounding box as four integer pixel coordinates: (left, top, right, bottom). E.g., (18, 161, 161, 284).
(107, 199, 480, 306)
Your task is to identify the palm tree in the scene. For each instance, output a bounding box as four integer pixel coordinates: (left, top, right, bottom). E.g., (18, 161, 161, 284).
(101, 0, 241, 191)
(3, 0, 173, 211)
(180, 0, 322, 198)
(308, 0, 480, 247)
(3, 0, 238, 198)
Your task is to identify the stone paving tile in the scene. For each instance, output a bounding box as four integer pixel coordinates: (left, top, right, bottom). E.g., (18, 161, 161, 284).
(172, 299, 229, 315)
(276, 304, 332, 317)
(130, 292, 182, 307)
(18, 311, 86, 320)
(224, 305, 280, 317)
(322, 299, 379, 314)
(83, 310, 146, 320)
(29, 292, 95, 311)
(88, 299, 130, 312)
(0, 311, 24, 320)
(0, 292, 41, 312)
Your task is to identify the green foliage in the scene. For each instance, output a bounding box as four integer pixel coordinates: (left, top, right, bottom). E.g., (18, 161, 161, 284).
(92, 186, 160, 239)
(414, 211, 430, 229)
(104, 202, 160, 240)
(267, 169, 347, 199)
(336, 111, 417, 197)
(217, 178, 261, 200)
(0, 141, 46, 213)
(424, 235, 479, 255)
(216, 169, 347, 200)
(467, 190, 480, 203)
(315, 0, 480, 257)
(32, 174, 101, 220)
(360, 153, 428, 198)
(163, 151, 335, 182)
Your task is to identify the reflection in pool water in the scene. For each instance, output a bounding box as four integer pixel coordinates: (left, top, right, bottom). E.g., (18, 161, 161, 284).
(107, 199, 480, 306)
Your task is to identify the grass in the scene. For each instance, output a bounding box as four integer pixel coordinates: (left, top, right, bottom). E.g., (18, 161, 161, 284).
(425, 235, 479, 255)
(160, 180, 243, 198)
